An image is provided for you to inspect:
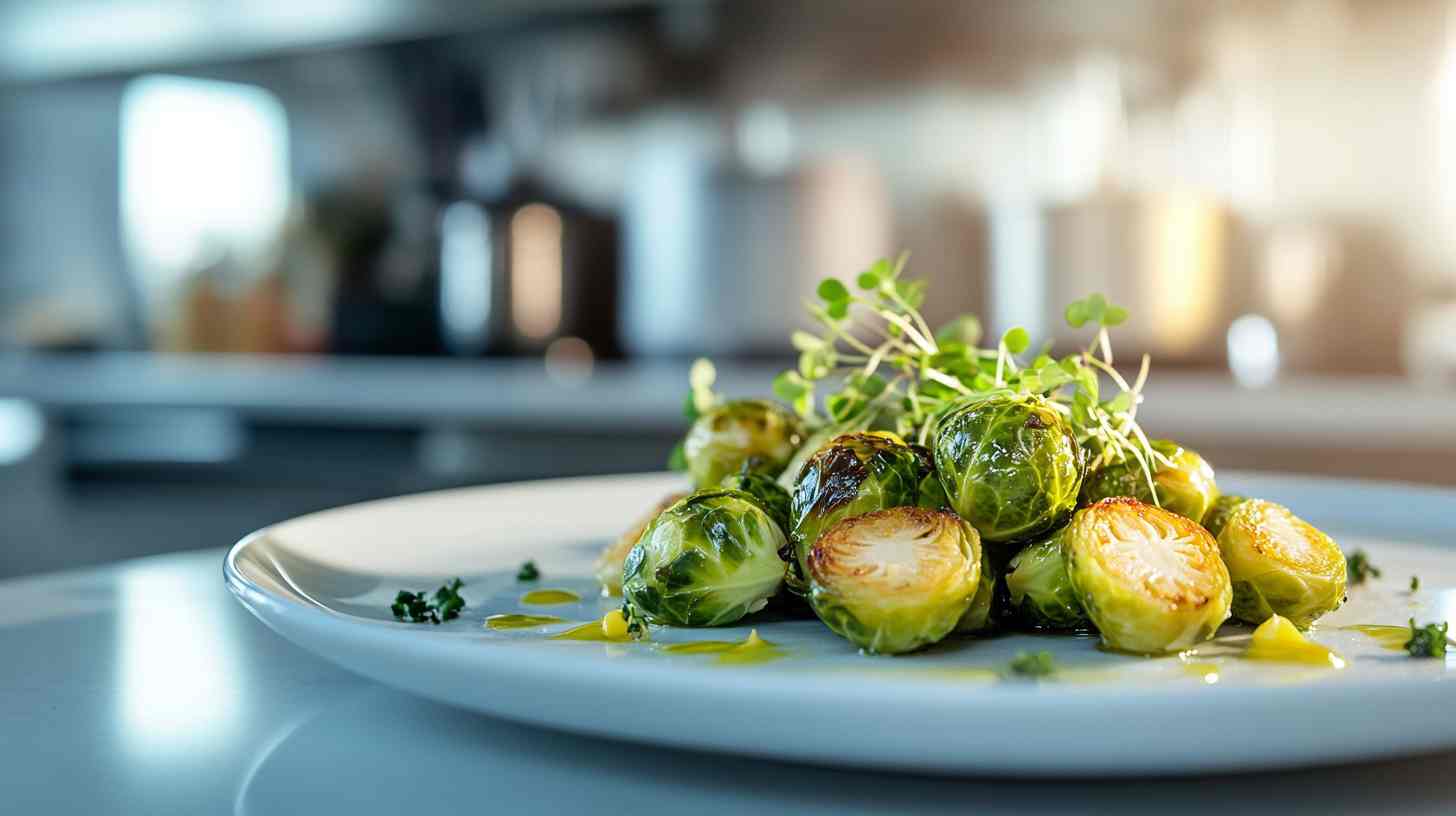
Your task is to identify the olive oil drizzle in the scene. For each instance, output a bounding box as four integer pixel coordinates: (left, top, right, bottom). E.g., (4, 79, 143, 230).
(661, 630, 784, 665)
(485, 613, 566, 630)
(520, 589, 582, 605)
(1343, 624, 1411, 652)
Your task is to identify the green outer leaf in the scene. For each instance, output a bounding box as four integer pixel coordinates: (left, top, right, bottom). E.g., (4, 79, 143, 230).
(683, 400, 806, 488)
(623, 490, 787, 627)
(1081, 440, 1220, 523)
(932, 395, 1084, 543)
(1005, 532, 1090, 630)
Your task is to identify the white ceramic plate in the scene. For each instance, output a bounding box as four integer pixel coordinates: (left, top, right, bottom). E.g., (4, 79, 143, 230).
(226, 471, 1456, 776)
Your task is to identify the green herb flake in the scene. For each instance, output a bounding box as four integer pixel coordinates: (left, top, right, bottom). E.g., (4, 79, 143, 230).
(517, 561, 541, 582)
(1007, 651, 1057, 678)
(1411, 575, 1421, 592)
(1347, 550, 1381, 585)
(1405, 618, 1449, 658)
(390, 578, 466, 624)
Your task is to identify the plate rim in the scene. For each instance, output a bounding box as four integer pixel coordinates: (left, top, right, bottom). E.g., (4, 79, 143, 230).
(224, 470, 1456, 776)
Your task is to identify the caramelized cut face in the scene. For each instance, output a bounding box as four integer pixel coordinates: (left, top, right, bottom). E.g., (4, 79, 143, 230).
(1065, 497, 1232, 654)
(805, 506, 981, 655)
(811, 507, 969, 599)
(1087, 498, 1226, 611)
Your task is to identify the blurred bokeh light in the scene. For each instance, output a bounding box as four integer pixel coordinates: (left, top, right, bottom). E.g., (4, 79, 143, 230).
(1, 0, 1455, 577)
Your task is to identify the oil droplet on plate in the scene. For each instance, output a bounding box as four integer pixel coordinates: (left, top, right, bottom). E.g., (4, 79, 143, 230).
(521, 589, 582, 605)
(549, 618, 632, 643)
(1181, 661, 1221, 684)
(485, 613, 566, 630)
(662, 629, 784, 665)
(1343, 624, 1410, 652)
(1243, 615, 1345, 668)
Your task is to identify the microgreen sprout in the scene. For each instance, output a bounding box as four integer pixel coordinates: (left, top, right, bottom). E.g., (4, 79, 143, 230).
(760, 254, 1166, 497)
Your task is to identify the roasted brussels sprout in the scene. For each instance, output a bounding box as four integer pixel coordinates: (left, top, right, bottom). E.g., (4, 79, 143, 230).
(1080, 440, 1220, 522)
(1200, 494, 1248, 538)
(911, 443, 952, 511)
(954, 545, 999, 635)
(1005, 533, 1090, 631)
(683, 400, 805, 488)
(1064, 497, 1232, 653)
(806, 506, 981, 654)
(1217, 499, 1346, 628)
(593, 492, 688, 596)
(933, 394, 1083, 543)
(789, 432, 924, 573)
(622, 490, 788, 626)
(775, 422, 868, 490)
(718, 469, 792, 533)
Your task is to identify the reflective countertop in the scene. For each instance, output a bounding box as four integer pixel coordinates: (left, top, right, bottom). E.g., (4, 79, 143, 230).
(5, 549, 1456, 814)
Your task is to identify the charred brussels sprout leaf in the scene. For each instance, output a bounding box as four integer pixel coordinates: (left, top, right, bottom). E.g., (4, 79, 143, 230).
(1217, 499, 1346, 629)
(789, 432, 924, 575)
(682, 400, 805, 489)
(593, 492, 687, 596)
(622, 490, 787, 626)
(1064, 498, 1232, 654)
(1005, 533, 1090, 631)
(933, 395, 1083, 543)
(719, 469, 792, 533)
(806, 507, 981, 655)
(1201, 493, 1248, 538)
(1080, 440, 1220, 522)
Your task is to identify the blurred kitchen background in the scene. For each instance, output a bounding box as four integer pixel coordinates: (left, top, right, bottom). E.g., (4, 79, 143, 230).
(2, 0, 1455, 578)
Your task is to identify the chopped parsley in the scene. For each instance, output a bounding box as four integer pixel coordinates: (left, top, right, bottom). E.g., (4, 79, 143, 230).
(1008, 651, 1057, 678)
(1405, 618, 1449, 658)
(516, 561, 541, 581)
(1411, 575, 1421, 592)
(1346, 550, 1381, 585)
(390, 578, 465, 624)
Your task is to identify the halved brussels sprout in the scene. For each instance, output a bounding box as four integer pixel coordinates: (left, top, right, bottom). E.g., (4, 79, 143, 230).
(594, 491, 688, 595)
(1005, 533, 1090, 631)
(806, 506, 981, 654)
(1064, 497, 1232, 654)
(1080, 440, 1220, 522)
(789, 432, 923, 574)
(719, 469, 792, 533)
(683, 400, 805, 489)
(933, 394, 1083, 543)
(1201, 493, 1248, 538)
(1217, 499, 1346, 628)
(622, 490, 787, 626)
(954, 545, 999, 635)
